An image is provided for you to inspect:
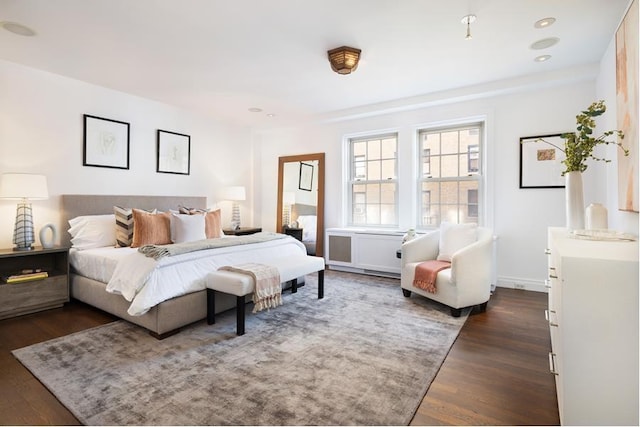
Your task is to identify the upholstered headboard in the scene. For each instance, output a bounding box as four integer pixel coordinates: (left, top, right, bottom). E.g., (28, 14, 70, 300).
(60, 194, 207, 247)
(291, 203, 316, 219)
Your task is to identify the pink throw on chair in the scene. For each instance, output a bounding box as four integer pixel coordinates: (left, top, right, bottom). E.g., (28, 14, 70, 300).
(413, 260, 451, 294)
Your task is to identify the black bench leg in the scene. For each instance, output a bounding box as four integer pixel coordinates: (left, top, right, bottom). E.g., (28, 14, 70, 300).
(236, 295, 245, 336)
(207, 289, 216, 325)
(290, 278, 298, 293)
(318, 269, 324, 299)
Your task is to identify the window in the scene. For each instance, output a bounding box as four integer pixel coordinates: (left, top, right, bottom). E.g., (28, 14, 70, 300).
(349, 134, 398, 226)
(418, 124, 482, 226)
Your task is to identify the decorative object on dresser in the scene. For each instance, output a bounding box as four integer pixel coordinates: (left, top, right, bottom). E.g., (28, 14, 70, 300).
(546, 227, 638, 425)
(221, 186, 246, 230)
(523, 101, 628, 229)
(83, 114, 130, 169)
(584, 202, 608, 230)
(0, 173, 49, 251)
(38, 223, 57, 249)
(0, 246, 69, 320)
(12, 270, 468, 426)
(156, 129, 191, 175)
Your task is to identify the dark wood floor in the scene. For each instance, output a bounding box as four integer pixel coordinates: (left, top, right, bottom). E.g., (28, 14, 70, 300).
(0, 288, 559, 426)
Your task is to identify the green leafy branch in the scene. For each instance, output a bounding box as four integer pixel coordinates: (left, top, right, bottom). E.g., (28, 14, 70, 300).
(532, 100, 628, 175)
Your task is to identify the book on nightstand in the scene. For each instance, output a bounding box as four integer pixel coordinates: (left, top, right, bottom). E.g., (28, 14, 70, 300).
(2, 270, 49, 284)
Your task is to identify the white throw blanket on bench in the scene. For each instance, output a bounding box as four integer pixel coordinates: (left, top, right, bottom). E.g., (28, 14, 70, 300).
(219, 263, 282, 313)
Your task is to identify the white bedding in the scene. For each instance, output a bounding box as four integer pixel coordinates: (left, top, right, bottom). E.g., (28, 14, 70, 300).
(70, 236, 307, 316)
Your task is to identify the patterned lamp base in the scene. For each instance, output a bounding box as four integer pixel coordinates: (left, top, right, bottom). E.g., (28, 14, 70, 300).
(13, 202, 35, 251)
(231, 201, 241, 230)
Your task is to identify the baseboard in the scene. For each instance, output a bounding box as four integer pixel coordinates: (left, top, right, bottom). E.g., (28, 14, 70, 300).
(497, 276, 547, 293)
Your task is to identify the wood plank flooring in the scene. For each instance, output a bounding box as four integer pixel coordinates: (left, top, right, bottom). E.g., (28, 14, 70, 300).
(0, 288, 559, 426)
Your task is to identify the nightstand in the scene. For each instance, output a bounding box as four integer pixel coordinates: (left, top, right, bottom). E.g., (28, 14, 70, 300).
(223, 227, 262, 236)
(0, 246, 70, 320)
(283, 227, 303, 242)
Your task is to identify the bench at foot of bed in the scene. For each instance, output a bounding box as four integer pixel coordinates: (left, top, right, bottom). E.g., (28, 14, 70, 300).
(205, 255, 325, 335)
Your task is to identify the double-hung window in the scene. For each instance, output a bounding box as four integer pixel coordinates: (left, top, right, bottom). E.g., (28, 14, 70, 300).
(418, 124, 482, 227)
(348, 133, 398, 226)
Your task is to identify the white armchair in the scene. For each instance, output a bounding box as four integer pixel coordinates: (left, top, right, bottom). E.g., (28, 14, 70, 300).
(400, 226, 493, 316)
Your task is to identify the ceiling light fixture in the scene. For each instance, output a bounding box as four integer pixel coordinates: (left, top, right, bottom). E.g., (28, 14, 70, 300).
(0, 21, 36, 36)
(534, 17, 556, 29)
(461, 14, 476, 40)
(530, 37, 560, 50)
(327, 46, 361, 75)
(248, 107, 263, 113)
(535, 55, 552, 62)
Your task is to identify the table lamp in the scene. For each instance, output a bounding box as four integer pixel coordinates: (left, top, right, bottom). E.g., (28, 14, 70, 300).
(221, 186, 246, 230)
(0, 173, 49, 251)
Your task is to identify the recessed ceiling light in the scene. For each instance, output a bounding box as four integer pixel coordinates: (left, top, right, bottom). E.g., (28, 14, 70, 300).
(248, 107, 262, 113)
(266, 113, 275, 118)
(0, 21, 36, 36)
(530, 37, 559, 50)
(534, 17, 556, 29)
(535, 55, 552, 62)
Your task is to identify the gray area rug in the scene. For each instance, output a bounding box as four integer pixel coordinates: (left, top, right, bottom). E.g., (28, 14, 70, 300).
(13, 270, 468, 426)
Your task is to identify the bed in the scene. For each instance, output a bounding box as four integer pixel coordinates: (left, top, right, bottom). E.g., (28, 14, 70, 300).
(61, 194, 307, 338)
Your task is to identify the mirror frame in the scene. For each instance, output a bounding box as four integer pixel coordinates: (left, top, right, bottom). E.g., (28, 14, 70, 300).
(277, 153, 325, 258)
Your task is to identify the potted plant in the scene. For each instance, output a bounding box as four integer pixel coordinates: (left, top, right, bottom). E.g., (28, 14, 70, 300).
(535, 100, 628, 229)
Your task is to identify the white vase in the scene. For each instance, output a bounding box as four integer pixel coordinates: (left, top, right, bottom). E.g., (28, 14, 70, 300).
(585, 203, 608, 230)
(565, 171, 585, 230)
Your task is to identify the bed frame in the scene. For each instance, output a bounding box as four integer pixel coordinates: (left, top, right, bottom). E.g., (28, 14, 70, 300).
(61, 194, 237, 339)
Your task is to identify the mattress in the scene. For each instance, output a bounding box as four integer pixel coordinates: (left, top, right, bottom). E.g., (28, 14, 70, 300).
(70, 236, 307, 317)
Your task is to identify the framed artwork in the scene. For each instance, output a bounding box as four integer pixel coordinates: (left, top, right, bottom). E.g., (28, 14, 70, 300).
(157, 129, 191, 175)
(83, 114, 130, 169)
(616, 0, 638, 212)
(519, 134, 566, 189)
(299, 162, 314, 191)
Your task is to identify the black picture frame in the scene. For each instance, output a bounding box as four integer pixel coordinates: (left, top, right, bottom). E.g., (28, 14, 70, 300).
(83, 114, 130, 169)
(519, 133, 566, 189)
(157, 129, 191, 175)
(299, 162, 314, 191)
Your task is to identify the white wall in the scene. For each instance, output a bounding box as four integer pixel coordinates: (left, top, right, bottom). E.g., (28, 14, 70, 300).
(254, 74, 599, 289)
(0, 60, 254, 248)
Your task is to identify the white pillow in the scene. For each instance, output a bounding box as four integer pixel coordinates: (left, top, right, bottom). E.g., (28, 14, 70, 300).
(68, 214, 117, 250)
(296, 215, 317, 241)
(170, 213, 206, 243)
(436, 222, 478, 262)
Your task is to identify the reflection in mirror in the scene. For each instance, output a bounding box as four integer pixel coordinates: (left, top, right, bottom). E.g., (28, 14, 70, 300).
(277, 153, 324, 258)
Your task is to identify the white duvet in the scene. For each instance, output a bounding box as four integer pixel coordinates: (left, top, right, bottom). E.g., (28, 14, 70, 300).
(70, 236, 306, 316)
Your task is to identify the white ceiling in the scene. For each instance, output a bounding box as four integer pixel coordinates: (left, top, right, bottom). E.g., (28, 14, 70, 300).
(0, 0, 630, 129)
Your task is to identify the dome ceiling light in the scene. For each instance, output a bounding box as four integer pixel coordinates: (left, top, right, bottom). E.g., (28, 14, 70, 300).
(327, 46, 361, 75)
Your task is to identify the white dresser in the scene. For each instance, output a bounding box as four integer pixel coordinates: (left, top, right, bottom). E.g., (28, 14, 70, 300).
(546, 227, 639, 425)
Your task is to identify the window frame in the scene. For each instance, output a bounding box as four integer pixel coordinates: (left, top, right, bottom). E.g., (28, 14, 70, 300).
(347, 132, 399, 227)
(417, 123, 483, 228)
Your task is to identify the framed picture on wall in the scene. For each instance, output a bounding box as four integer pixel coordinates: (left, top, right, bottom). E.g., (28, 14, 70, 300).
(299, 162, 313, 191)
(519, 134, 566, 188)
(157, 129, 191, 175)
(83, 114, 130, 169)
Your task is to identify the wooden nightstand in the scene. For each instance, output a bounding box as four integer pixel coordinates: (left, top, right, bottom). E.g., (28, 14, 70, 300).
(223, 227, 262, 236)
(0, 246, 70, 320)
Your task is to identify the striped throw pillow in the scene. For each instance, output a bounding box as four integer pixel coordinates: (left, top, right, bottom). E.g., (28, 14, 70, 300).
(114, 206, 134, 247)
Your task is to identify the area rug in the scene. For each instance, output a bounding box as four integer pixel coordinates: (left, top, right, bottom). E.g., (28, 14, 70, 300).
(13, 270, 469, 426)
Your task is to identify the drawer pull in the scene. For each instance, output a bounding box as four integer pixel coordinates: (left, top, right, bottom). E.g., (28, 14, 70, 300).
(549, 274, 558, 279)
(545, 309, 558, 327)
(544, 248, 551, 255)
(544, 279, 551, 289)
(548, 352, 559, 376)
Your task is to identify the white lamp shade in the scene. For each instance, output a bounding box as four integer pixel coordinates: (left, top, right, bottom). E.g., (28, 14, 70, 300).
(0, 173, 49, 200)
(221, 186, 246, 201)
